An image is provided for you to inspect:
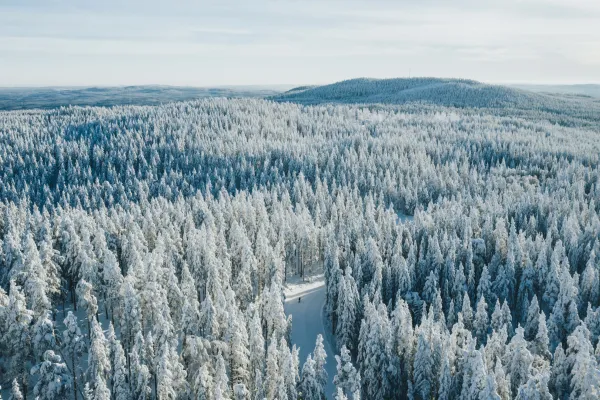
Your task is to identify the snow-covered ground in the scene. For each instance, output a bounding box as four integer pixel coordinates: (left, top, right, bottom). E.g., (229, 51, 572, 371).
(283, 274, 327, 301)
(284, 275, 338, 399)
(397, 211, 414, 223)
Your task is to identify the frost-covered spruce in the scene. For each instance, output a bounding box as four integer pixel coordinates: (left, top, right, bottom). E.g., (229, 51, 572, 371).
(333, 345, 360, 397)
(31, 350, 72, 400)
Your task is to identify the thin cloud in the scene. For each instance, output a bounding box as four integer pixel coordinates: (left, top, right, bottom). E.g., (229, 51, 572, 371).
(0, 0, 599, 85)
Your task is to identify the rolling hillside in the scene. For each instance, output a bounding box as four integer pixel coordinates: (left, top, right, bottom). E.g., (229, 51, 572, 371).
(0, 85, 291, 111)
(273, 77, 600, 128)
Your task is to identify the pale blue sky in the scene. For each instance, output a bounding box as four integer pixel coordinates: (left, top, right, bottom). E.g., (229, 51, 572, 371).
(2, 0, 600, 86)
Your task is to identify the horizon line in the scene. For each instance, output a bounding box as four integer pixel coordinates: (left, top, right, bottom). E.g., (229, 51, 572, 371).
(2, 78, 600, 90)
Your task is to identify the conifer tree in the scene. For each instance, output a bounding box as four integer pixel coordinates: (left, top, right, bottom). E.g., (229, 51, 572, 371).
(313, 334, 328, 394)
(106, 324, 131, 400)
(129, 332, 151, 400)
(87, 318, 111, 390)
(515, 371, 553, 400)
(437, 355, 452, 400)
(413, 330, 433, 400)
(504, 327, 534, 398)
(462, 293, 473, 331)
(31, 350, 72, 400)
(333, 345, 361, 398)
(550, 345, 569, 399)
(300, 355, 321, 400)
(62, 311, 86, 400)
(524, 296, 540, 341)
(32, 311, 56, 361)
(265, 337, 283, 400)
(474, 297, 489, 346)
(4, 281, 33, 398)
(120, 277, 142, 356)
(102, 250, 123, 324)
(530, 312, 551, 360)
(19, 233, 51, 316)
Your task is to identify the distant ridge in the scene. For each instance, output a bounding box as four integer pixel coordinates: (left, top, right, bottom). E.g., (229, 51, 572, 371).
(283, 85, 318, 95)
(271, 77, 598, 110)
(0, 85, 291, 111)
(510, 83, 600, 99)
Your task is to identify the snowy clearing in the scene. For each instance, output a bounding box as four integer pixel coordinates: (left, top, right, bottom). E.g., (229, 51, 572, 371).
(397, 212, 414, 224)
(284, 275, 338, 399)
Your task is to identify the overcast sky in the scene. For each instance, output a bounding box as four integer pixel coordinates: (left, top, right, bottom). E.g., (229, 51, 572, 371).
(2, 0, 600, 86)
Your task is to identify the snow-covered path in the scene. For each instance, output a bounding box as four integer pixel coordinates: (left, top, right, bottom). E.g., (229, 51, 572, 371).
(284, 277, 337, 399)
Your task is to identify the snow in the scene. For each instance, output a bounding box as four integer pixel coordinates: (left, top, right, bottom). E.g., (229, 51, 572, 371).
(284, 274, 326, 301)
(284, 275, 338, 399)
(397, 212, 414, 223)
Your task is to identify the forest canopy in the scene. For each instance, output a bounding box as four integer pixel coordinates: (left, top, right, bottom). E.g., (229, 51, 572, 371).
(1, 92, 599, 399)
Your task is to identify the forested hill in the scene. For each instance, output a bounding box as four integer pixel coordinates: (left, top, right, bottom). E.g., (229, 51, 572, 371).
(0, 85, 289, 111)
(272, 78, 600, 127)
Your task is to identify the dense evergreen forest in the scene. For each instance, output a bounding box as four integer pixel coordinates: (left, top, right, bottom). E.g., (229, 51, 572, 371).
(1, 94, 599, 399)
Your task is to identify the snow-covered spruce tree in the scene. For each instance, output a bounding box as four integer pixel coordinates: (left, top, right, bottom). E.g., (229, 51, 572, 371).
(62, 310, 87, 400)
(180, 262, 201, 345)
(530, 312, 551, 360)
(9, 379, 23, 400)
(106, 323, 131, 400)
(524, 296, 540, 341)
(333, 345, 361, 398)
(324, 243, 342, 332)
(477, 265, 494, 309)
(264, 335, 284, 400)
(129, 331, 151, 400)
(504, 326, 534, 398)
(76, 279, 98, 341)
(566, 324, 600, 399)
(120, 276, 142, 358)
(32, 311, 56, 361)
(516, 253, 535, 324)
(548, 268, 580, 350)
(300, 354, 321, 400)
(462, 293, 474, 331)
(31, 350, 72, 400)
(38, 219, 61, 311)
(91, 376, 111, 400)
(437, 354, 452, 400)
(227, 308, 251, 391)
(313, 334, 328, 395)
(515, 371, 553, 400)
(280, 339, 299, 400)
(543, 243, 564, 312)
(336, 267, 359, 353)
(334, 388, 348, 400)
(156, 341, 178, 400)
(413, 329, 434, 400)
(550, 344, 569, 399)
(18, 233, 51, 316)
(247, 303, 265, 396)
(580, 250, 599, 308)
(3, 281, 34, 398)
(101, 250, 123, 325)
(87, 317, 111, 397)
(473, 296, 489, 346)
(233, 383, 250, 400)
(358, 298, 392, 400)
(391, 297, 414, 388)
